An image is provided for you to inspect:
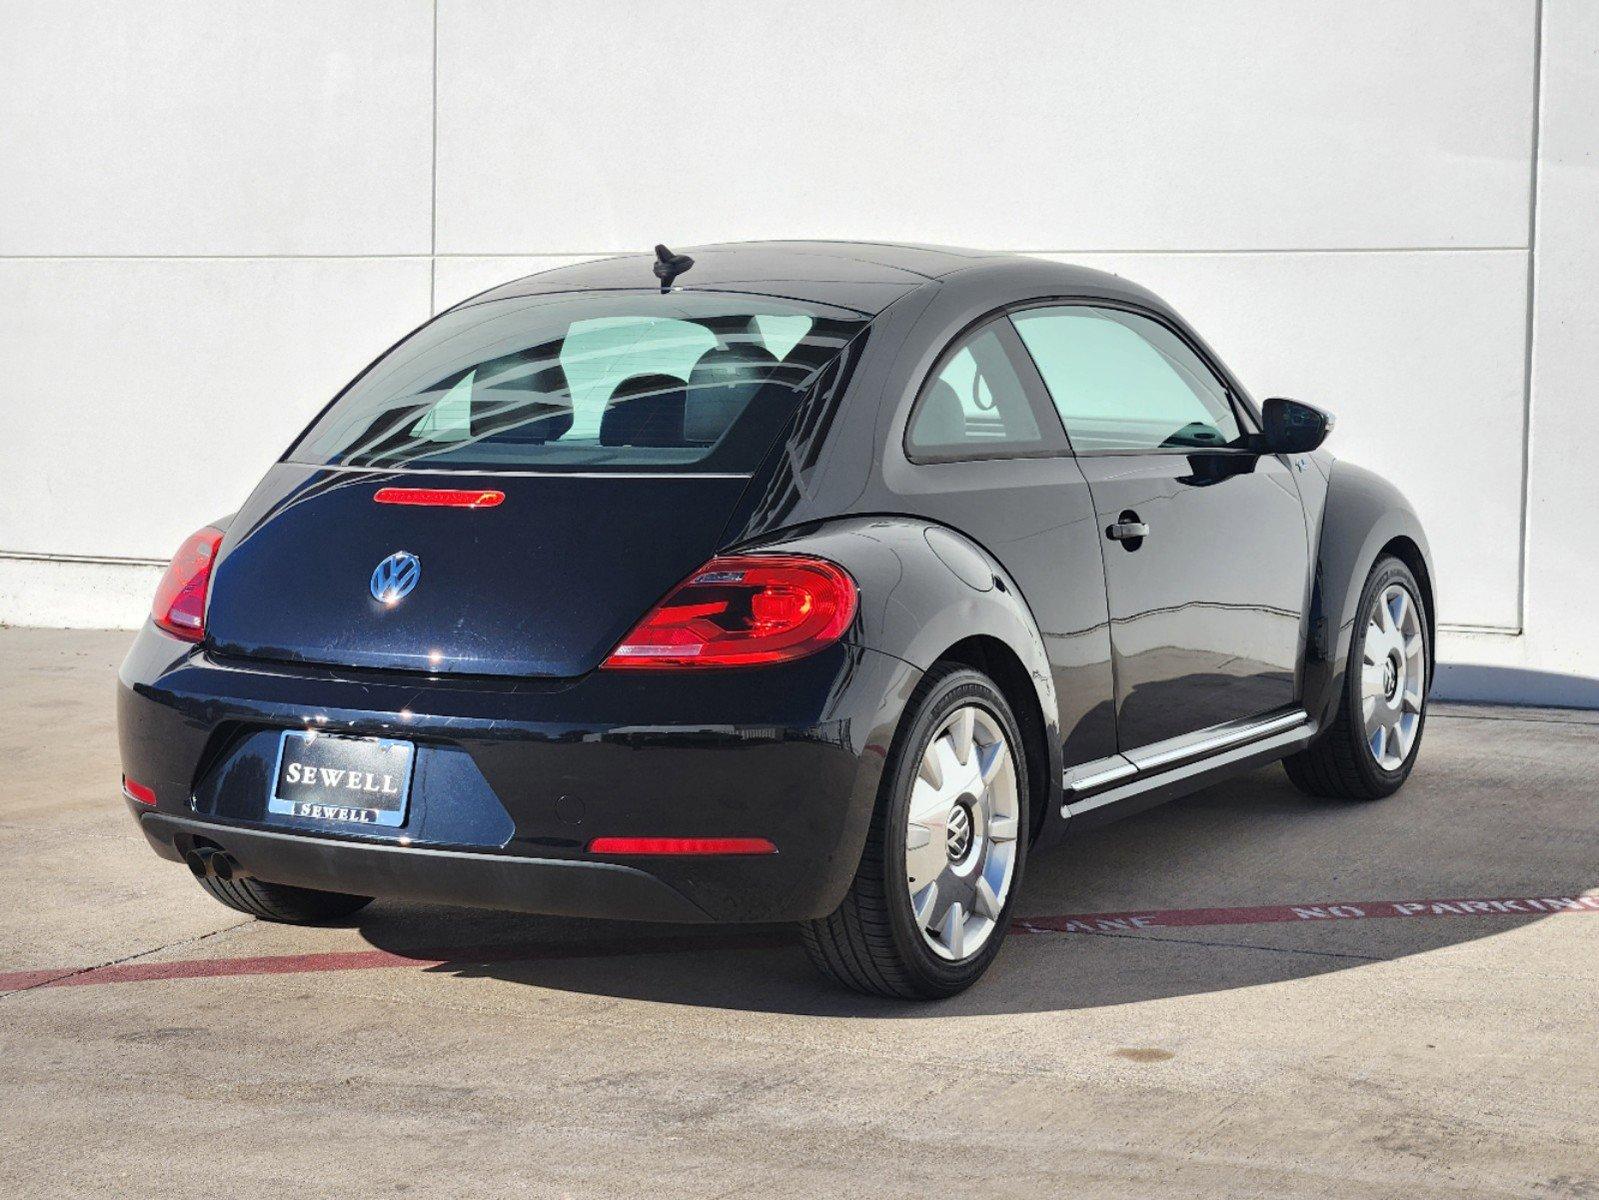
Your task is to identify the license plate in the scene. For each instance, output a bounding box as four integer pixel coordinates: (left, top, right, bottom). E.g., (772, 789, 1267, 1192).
(268, 731, 414, 828)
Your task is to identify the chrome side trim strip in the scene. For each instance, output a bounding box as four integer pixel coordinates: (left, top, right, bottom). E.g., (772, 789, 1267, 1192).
(1062, 756, 1138, 794)
(1065, 716, 1318, 820)
(1060, 707, 1312, 809)
(1128, 708, 1310, 773)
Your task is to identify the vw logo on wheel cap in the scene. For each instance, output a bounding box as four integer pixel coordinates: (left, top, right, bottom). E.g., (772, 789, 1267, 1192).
(946, 804, 973, 862)
(370, 551, 421, 605)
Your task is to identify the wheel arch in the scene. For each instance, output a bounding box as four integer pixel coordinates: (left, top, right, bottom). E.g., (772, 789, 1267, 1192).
(1302, 462, 1436, 729)
(739, 516, 1067, 842)
(1379, 533, 1436, 676)
(933, 635, 1054, 844)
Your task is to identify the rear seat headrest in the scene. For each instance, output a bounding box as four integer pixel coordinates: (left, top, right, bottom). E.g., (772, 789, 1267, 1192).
(599, 373, 687, 446)
(684, 343, 780, 444)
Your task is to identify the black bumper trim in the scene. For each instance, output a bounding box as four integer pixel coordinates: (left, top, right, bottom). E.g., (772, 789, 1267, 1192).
(139, 812, 713, 924)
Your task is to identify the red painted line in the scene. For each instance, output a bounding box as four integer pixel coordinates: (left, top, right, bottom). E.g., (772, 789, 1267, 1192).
(1013, 894, 1599, 936)
(0, 934, 785, 994)
(1, 895, 1593, 993)
(46, 949, 439, 988)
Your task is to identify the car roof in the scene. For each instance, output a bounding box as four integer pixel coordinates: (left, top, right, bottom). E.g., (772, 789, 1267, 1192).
(459, 240, 1144, 317)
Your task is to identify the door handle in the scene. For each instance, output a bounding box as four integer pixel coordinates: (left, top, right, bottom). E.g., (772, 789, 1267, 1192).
(1106, 519, 1149, 542)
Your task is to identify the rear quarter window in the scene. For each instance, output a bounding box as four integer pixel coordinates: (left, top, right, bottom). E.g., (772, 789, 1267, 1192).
(905, 319, 1065, 461)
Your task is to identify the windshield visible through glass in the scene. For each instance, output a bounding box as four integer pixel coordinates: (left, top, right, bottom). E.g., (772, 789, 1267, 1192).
(287, 291, 869, 473)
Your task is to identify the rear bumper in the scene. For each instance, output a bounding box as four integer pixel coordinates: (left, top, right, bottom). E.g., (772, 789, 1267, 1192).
(137, 809, 712, 922)
(118, 626, 920, 923)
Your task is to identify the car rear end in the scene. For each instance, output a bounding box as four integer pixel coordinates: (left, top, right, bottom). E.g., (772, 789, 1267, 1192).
(117, 286, 917, 923)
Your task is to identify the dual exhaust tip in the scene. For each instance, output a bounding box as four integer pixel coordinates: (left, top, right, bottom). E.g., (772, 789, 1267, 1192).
(184, 845, 247, 883)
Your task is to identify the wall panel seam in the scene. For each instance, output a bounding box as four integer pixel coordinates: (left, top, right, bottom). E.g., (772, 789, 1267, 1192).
(0, 247, 1532, 263)
(0, 551, 166, 567)
(1514, 0, 1545, 633)
(429, 0, 439, 312)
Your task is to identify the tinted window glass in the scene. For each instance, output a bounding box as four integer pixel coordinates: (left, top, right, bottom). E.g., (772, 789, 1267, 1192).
(288, 292, 868, 472)
(906, 323, 1045, 459)
(1011, 306, 1243, 451)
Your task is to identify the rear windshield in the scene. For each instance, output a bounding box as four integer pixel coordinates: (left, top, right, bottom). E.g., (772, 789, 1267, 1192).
(287, 290, 869, 473)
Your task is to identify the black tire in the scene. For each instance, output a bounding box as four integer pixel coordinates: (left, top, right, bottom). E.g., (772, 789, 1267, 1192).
(197, 874, 373, 924)
(802, 663, 1030, 1000)
(1284, 555, 1430, 800)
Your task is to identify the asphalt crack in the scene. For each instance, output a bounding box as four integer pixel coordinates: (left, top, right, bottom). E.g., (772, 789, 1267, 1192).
(1039, 926, 1385, 962)
(0, 916, 254, 1001)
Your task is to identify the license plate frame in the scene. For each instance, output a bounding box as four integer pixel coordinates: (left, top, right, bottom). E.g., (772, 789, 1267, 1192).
(268, 730, 415, 829)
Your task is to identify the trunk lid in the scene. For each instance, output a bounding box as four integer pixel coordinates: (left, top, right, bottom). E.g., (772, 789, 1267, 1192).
(206, 465, 752, 678)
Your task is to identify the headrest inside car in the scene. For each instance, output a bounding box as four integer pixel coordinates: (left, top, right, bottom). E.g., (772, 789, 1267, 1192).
(684, 343, 780, 444)
(471, 352, 574, 444)
(599, 373, 688, 446)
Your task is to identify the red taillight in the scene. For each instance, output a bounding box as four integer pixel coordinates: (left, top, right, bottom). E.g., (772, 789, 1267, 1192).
(373, 487, 504, 508)
(122, 775, 156, 805)
(587, 837, 777, 856)
(602, 554, 858, 670)
(151, 526, 224, 641)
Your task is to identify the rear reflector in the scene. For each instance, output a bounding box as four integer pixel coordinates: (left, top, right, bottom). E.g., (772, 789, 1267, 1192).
(603, 553, 857, 670)
(587, 836, 776, 856)
(151, 526, 225, 642)
(122, 776, 156, 805)
(373, 487, 505, 508)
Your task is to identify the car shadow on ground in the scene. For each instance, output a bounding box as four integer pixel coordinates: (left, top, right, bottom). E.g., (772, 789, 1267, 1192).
(348, 738, 1597, 1017)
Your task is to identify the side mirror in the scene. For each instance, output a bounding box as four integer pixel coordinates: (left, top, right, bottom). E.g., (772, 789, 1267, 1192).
(1260, 397, 1334, 454)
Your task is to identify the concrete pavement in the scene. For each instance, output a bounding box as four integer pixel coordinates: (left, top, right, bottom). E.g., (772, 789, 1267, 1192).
(1, 626, 1595, 1198)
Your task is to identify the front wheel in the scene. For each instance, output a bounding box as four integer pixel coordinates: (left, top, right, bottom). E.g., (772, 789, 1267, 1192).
(1284, 554, 1430, 800)
(802, 663, 1029, 999)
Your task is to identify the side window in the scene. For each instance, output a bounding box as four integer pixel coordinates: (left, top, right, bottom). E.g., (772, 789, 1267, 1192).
(1011, 306, 1244, 452)
(905, 322, 1047, 460)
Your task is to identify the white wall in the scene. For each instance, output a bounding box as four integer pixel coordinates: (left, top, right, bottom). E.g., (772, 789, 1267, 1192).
(1, 1, 1593, 705)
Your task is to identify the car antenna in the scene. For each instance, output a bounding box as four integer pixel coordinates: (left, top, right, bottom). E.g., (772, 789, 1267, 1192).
(652, 243, 694, 292)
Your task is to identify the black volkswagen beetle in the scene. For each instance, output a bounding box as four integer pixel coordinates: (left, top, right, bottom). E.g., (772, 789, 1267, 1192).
(119, 241, 1433, 998)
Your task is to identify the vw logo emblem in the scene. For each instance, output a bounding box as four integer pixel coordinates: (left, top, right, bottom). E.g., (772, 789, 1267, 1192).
(946, 804, 973, 862)
(370, 551, 421, 605)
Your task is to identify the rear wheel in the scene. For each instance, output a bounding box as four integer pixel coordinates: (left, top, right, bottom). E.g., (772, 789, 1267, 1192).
(196, 873, 373, 924)
(1284, 555, 1430, 800)
(802, 663, 1028, 999)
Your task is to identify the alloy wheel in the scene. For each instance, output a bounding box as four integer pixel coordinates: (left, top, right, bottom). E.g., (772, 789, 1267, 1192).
(1360, 582, 1426, 771)
(904, 705, 1021, 961)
